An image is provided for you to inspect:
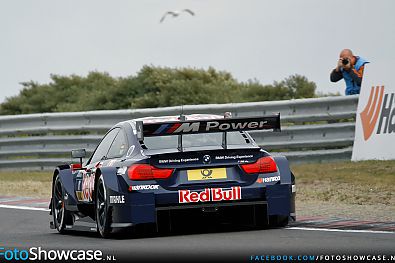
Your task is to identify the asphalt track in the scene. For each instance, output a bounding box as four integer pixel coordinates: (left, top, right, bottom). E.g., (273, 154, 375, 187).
(0, 207, 394, 262)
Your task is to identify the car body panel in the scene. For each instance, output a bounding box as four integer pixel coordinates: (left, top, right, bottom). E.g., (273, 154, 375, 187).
(50, 114, 295, 232)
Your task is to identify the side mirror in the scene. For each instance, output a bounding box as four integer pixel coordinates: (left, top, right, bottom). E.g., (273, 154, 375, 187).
(71, 149, 86, 166)
(72, 149, 86, 159)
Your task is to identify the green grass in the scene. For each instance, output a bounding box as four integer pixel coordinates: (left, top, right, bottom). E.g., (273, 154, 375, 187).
(0, 171, 52, 182)
(291, 160, 395, 206)
(0, 171, 52, 198)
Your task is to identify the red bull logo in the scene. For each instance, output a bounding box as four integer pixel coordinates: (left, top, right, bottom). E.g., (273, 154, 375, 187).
(178, 187, 241, 203)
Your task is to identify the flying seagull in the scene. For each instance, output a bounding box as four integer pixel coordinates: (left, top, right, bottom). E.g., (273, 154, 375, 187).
(160, 9, 195, 23)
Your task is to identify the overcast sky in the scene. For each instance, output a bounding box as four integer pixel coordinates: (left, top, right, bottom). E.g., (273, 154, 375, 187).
(0, 0, 394, 103)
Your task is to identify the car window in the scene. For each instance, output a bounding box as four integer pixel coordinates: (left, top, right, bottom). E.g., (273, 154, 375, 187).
(107, 130, 128, 159)
(143, 131, 249, 150)
(89, 128, 120, 164)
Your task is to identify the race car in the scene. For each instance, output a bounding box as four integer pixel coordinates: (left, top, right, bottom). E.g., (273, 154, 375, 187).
(50, 113, 295, 238)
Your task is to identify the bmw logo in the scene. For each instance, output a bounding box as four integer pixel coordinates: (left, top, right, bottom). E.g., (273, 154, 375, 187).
(203, 155, 211, 164)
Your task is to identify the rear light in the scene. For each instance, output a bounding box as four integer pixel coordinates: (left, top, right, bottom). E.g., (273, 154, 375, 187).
(240, 156, 277, 174)
(70, 163, 82, 171)
(127, 164, 174, 180)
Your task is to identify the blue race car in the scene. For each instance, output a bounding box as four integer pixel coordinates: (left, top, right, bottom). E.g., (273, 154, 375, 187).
(50, 113, 295, 238)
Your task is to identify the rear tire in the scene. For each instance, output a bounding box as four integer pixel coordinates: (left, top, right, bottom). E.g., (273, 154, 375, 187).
(290, 171, 296, 221)
(269, 215, 289, 228)
(52, 175, 73, 233)
(96, 175, 112, 238)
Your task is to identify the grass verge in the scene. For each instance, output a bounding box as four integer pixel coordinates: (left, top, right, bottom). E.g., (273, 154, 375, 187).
(0, 171, 52, 198)
(291, 160, 395, 206)
(291, 160, 395, 221)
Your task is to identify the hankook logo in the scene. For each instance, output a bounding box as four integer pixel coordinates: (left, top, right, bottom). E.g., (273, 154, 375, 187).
(360, 86, 384, 140)
(359, 86, 395, 141)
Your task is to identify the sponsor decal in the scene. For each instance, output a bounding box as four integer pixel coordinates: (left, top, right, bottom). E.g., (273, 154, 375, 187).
(203, 154, 211, 164)
(153, 121, 269, 135)
(360, 86, 395, 141)
(187, 168, 227, 181)
(238, 159, 250, 164)
(126, 145, 135, 157)
(201, 169, 212, 177)
(360, 86, 385, 140)
(158, 157, 199, 164)
(256, 176, 280, 183)
(75, 191, 83, 201)
(82, 173, 95, 202)
(352, 65, 395, 161)
(178, 187, 241, 203)
(374, 88, 395, 135)
(141, 116, 280, 137)
(128, 184, 160, 191)
(156, 154, 254, 165)
(109, 195, 125, 204)
(214, 154, 253, 160)
(116, 166, 127, 175)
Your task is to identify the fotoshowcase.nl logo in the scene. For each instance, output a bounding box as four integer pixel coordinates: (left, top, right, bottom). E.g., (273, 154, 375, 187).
(0, 246, 116, 261)
(360, 86, 395, 141)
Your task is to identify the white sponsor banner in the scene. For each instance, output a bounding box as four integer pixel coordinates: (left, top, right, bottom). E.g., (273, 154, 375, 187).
(352, 64, 395, 161)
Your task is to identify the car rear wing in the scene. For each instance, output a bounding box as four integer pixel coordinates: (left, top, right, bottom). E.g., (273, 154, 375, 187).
(136, 114, 280, 150)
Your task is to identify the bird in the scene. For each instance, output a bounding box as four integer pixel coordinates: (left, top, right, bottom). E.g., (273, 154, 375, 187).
(159, 9, 195, 23)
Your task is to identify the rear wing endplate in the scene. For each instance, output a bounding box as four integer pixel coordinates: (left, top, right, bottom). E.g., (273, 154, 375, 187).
(136, 114, 281, 142)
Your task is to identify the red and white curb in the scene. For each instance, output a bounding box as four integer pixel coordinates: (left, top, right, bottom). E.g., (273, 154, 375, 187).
(291, 216, 395, 233)
(0, 196, 49, 211)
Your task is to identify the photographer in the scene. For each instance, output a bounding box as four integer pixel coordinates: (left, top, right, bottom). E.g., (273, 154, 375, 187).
(330, 49, 369, 95)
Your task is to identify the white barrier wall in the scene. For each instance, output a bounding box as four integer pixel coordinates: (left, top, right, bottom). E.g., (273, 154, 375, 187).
(352, 64, 395, 161)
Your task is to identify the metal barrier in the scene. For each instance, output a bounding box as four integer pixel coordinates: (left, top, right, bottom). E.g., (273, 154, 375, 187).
(0, 95, 359, 170)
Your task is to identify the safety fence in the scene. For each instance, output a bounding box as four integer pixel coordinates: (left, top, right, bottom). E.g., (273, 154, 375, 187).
(0, 95, 359, 170)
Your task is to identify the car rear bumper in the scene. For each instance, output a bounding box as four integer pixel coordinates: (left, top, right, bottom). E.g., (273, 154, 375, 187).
(107, 183, 295, 226)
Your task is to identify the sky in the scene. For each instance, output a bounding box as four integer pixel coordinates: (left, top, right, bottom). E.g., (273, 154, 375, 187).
(0, 0, 394, 103)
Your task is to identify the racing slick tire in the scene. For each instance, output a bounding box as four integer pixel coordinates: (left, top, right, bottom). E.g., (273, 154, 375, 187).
(269, 215, 289, 228)
(52, 174, 73, 234)
(267, 171, 295, 228)
(95, 175, 112, 238)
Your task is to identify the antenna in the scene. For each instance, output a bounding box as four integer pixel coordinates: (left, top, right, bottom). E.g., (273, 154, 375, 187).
(179, 104, 185, 120)
(178, 105, 186, 152)
(222, 112, 232, 149)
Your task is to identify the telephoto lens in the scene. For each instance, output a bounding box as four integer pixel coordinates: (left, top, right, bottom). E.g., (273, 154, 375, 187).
(342, 58, 349, 65)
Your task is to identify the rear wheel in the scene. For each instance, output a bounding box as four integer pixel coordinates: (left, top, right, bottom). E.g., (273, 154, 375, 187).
(269, 215, 289, 228)
(291, 172, 295, 184)
(290, 171, 296, 221)
(52, 175, 73, 233)
(96, 175, 112, 238)
(267, 172, 294, 228)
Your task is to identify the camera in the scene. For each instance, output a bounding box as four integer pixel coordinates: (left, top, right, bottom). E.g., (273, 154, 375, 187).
(341, 58, 350, 65)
